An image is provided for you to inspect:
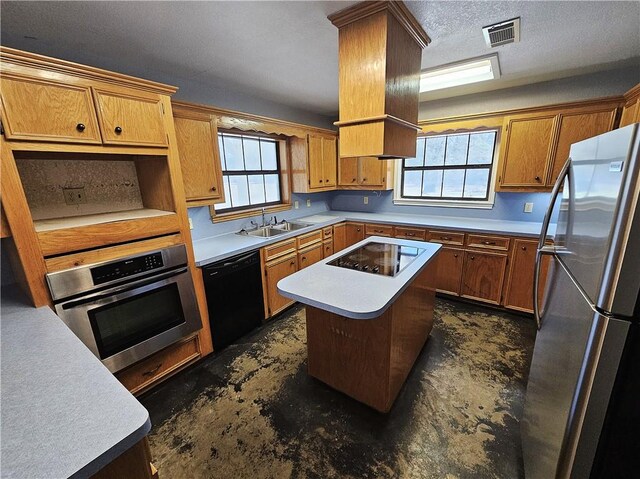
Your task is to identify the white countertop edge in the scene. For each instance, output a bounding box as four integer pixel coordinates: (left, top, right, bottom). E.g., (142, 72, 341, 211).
(277, 236, 441, 320)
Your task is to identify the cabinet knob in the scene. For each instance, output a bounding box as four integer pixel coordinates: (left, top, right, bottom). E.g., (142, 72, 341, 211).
(211, 186, 217, 192)
(76, 123, 86, 132)
(522, 246, 527, 251)
(454, 254, 459, 258)
(362, 177, 367, 182)
(302, 256, 307, 261)
(470, 256, 475, 260)
(535, 176, 541, 182)
(114, 126, 123, 134)
(326, 179, 330, 183)
(142, 363, 162, 377)
(352, 178, 357, 182)
(290, 261, 295, 266)
(357, 228, 361, 232)
(483, 241, 496, 245)
(407, 233, 415, 237)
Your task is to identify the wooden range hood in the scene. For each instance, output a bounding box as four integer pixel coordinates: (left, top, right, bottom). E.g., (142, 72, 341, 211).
(329, 1, 430, 159)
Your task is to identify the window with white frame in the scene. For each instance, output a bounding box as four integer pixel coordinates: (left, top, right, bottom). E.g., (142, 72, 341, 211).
(395, 130, 498, 207)
(214, 132, 282, 213)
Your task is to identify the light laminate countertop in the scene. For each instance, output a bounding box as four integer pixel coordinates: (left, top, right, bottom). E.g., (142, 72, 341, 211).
(0, 287, 151, 479)
(192, 210, 554, 268)
(277, 236, 441, 319)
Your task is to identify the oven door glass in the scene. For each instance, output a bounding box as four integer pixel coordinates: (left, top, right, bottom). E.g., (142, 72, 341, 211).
(88, 283, 186, 359)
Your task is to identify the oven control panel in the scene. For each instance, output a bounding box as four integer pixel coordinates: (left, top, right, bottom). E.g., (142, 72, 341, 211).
(91, 252, 164, 285)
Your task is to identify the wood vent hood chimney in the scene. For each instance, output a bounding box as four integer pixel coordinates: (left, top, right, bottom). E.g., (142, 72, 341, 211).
(329, 1, 430, 159)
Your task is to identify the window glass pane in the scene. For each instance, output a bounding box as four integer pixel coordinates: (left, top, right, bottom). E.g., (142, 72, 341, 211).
(264, 174, 280, 202)
(248, 174, 266, 205)
(442, 169, 465, 197)
(422, 169, 443, 197)
(402, 170, 422, 196)
(218, 136, 227, 170)
(444, 134, 469, 166)
(260, 140, 278, 170)
(243, 137, 261, 170)
(405, 138, 425, 167)
(463, 168, 490, 198)
(223, 135, 244, 170)
(468, 132, 495, 165)
(216, 176, 232, 210)
(425, 136, 446, 166)
(229, 175, 250, 207)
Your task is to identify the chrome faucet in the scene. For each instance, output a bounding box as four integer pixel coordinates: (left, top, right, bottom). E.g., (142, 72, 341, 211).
(261, 207, 267, 227)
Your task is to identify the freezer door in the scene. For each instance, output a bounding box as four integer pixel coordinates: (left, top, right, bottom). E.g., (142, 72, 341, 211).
(522, 257, 624, 479)
(553, 124, 640, 317)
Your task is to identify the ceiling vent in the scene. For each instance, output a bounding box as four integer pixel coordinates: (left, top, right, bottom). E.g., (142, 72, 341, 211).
(482, 17, 520, 48)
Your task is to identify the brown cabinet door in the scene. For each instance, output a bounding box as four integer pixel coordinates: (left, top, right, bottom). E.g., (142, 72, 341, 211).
(323, 239, 334, 258)
(338, 157, 360, 186)
(359, 157, 384, 186)
(173, 114, 224, 203)
(265, 253, 298, 316)
(619, 99, 639, 128)
(298, 243, 324, 269)
(435, 247, 464, 296)
(504, 239, 550, 313)
(93, 88, 168, 147)
(499, 114, 556, 188)
(461, 251, 508, 305)
(345, 222, 365, 247)
(547, 109, 617, 186)
(0, 75, 101, 144)
(333, 223, 347, 252)
(322, 137, 337, 187)
(307, 135, 324, 189)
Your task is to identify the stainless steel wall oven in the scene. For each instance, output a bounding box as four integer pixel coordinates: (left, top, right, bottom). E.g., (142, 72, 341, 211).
(47, 244, 201, 373)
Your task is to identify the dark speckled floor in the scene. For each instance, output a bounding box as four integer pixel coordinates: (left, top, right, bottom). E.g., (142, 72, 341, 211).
(140, 298, 536, 479)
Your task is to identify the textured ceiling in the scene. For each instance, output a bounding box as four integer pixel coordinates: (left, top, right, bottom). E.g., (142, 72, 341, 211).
(1, 1, 639, 116)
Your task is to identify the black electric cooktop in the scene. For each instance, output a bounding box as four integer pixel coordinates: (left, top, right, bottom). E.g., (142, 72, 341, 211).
(328, 242, 425, 277)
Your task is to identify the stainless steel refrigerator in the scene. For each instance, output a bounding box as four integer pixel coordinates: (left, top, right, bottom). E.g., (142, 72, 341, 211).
(522, 124, 640, 479)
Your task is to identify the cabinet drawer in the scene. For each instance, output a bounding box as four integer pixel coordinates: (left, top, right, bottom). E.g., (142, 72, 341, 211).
(365, 223, 394, 237)
(93, 88, 168, 147)
(322, 239, 334, 258)
(298, 243, 324, 269)
(296, 230, 323, 249)
(263, 238, 297, 262)
(428, 230, 465, 246)
(116, 335, 200, 395)
(0, 74, 102, 144)
(394, 226, 426, 240)
(466, 234, 510, 251)
(322, 226, 333, 239)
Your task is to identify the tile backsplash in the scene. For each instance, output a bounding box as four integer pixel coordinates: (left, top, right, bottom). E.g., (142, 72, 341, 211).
(16, 159, 144, 220)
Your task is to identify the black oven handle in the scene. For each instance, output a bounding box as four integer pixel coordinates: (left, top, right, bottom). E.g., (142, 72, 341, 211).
(61, 266, 189, 310)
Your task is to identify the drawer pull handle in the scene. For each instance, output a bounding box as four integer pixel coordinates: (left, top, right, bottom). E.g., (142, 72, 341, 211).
(326, 179, 330, 183)
(352, 178, 357, 182)
(290, 261, 296, 266)
(482, 241, 496, 245)
(362, 177, 367, 182)
(319, 179, 323, 183)
(114, 126, 123, 134)
(76, 123, 86, 132)
(211, 186, 217, 191)
(441, 236, 451, 240)
(142, 363, 162, 377)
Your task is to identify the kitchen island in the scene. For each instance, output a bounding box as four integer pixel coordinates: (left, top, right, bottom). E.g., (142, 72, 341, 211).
(278, 236, 441, 412)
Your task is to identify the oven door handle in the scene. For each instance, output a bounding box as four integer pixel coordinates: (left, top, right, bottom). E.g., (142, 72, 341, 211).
(61, 266, 189, 310)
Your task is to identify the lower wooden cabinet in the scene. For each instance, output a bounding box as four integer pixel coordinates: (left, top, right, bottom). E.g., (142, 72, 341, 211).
(333, 223, 347, 252)
(322, 239, 334, 258)
(504, 239, 550, 313)
(394, 226, 426, 240)
(345, 222, 365, 247)
(365, 223, 394, 237)
(298, 242, 323, 269)
(264, 252, 298, 317)
(460, 250, 508, 305)
(434, 247, 464, 296)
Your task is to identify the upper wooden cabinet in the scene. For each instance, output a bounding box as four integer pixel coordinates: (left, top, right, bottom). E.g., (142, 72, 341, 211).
(497, 100, 619, 191)
(338, 156, 394, 190)
(291, 134, 338, 192)
(619, 83, 640, 127)
(172, 105, 225, 206)
(93, 88, 168, 147)
(0, 74, 102, 144)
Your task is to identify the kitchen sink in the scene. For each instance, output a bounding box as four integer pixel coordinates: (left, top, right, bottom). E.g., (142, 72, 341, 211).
(237, 226, 288, 238)
(272, 221, 312, 231)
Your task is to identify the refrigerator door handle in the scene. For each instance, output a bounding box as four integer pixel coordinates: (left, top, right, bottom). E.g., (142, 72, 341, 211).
(534, 157, 571, 329)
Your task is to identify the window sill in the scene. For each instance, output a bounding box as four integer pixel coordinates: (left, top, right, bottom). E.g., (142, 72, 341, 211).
(209, 203, 292, 223)
(393, 198, 495, 209)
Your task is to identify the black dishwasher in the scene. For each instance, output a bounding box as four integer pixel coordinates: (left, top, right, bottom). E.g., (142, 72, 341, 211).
(202, 251, 264, 350)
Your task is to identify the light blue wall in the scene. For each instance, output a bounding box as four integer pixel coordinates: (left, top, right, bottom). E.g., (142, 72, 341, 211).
(188, 191, 334, 240)
(329, 190, 553, 223)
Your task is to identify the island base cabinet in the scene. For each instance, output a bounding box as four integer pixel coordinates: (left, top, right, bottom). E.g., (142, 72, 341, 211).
(460, 251, 508, 305)
(305, 259, 437, 413)
(90, 437, 156, 479)
(264, 253, 298, 317)
(434, 247, 464, 296)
